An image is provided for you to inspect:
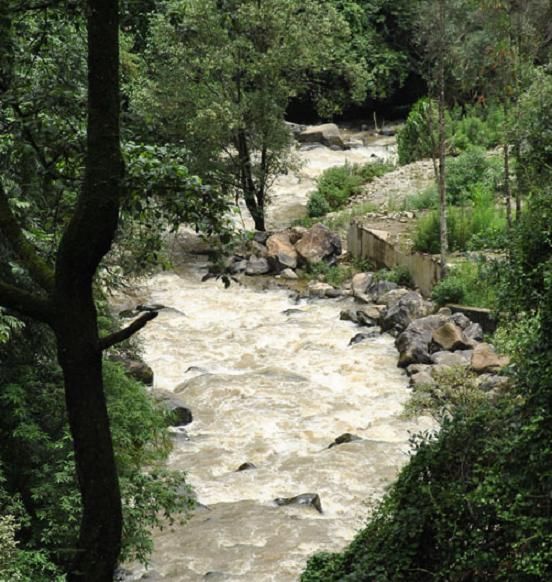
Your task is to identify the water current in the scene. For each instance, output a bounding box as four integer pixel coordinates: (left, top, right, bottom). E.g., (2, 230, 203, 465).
(122, 135, 431, 581)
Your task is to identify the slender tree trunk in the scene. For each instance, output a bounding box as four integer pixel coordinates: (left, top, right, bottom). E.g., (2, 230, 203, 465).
(437, 0, 448, 278)
(504, 142, 512, 228)
(237, 129, 265, 231)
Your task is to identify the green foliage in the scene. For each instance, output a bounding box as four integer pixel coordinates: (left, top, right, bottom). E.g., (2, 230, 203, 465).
(401, 187, 438, 211)
(445, 148, 503, 206)
(402, 367, 488, 423)
(515, 67, 552, 190)
(132, 0, 369, 227)
(397, 100, 505, 165)
(413, 194, 506, 254)
(0, 327, 192, 575)
(307, 162, 391, 217)
(373, 265, 413, 287)
(431, 260, 497, 309)
(305, 262, 353, 287)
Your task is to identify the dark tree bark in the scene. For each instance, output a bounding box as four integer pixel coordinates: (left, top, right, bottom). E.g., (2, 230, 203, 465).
(237, 129, 266, 231)
(0, 0, 156, 579)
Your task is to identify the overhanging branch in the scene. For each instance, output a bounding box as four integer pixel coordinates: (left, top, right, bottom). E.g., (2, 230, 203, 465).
(0, 183, 55, 291)
(99, 311, 158, 351)
(0, 280, 53, 324)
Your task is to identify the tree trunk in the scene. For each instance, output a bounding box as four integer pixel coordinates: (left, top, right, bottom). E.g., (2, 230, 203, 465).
(437, 0, 448, 278)
(504, 142, 512, 228)
(237, 129, 265, 231)
(54, 0, 123, 578)
(55, 294, 122, 581)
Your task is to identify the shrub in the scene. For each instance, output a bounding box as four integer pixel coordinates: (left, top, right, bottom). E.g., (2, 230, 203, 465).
(374, 266, 413, 288)
(0, 326, 193, 575)
(431, 276, 465, 306)
(413, 194, 506, 255)
(307, 162, 392, 217)
(446, 148, 503, 206)
(401, 187, 438, 210)
(398, 99, 505, 165)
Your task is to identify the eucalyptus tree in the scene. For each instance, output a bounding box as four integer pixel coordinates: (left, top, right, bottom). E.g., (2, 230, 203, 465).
(132, 0, 368, 231)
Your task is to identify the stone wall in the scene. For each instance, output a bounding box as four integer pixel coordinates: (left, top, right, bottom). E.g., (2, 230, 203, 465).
(347, 220, 441, 296)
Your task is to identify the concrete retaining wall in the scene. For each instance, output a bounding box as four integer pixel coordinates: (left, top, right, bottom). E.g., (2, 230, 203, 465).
(348, 221, 441, 296)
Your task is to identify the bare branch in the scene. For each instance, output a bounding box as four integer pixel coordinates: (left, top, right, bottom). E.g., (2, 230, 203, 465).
(99, 311, 158, 351)
(0, 183, 55, 291)
(0, 280, 53, 323)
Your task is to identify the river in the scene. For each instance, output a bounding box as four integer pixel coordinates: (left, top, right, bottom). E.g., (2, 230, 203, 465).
(122, 133, 431, 581)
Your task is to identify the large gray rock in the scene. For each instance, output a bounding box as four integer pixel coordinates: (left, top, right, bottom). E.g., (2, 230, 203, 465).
(464, 322, 484, 343)
(295, 224, 342, 265)
(431, 322, 472, 352)
(381, 291, 433, 333)
(153, 389, 193, 426)
(365, 280, 399, 303)
(274, 493, 323, 513)
(113, 356, 154, 385)
(297, 123, 345, 149)
(308, 281, 342, 298)
(379, 288, 410, 307)
(266, 232, 298, 271)
(395, 313, 449, 367)
(431, 350, 472, 367)
(245, 256, 270, 275)
(351, 272, 374, 302)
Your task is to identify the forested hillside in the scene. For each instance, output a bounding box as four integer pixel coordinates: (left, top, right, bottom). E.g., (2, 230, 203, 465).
(0, 1, 551, 580)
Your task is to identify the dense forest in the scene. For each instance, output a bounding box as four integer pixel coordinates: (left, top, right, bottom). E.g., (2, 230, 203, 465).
(0, 0, 551, 580)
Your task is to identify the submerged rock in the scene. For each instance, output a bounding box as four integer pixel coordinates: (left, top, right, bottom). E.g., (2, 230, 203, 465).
(349, 329, 380, 345)
(328, 433, 362, 448)
(236, 462, 256, 472)
(274, 493, 323, 514)
(153, 389, 193, 427)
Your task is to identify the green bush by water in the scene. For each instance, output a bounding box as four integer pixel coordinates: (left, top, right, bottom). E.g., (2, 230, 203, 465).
(307, 162, 392, 218)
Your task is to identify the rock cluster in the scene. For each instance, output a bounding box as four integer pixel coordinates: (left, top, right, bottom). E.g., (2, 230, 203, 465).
(343, 272, 511, 397)
(227, 223, 342, 278)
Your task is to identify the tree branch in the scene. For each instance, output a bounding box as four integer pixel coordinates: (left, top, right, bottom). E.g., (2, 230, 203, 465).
(99, 311, 158, 351)
(0, 280, 53, 323)
(0, 183, 55, 291)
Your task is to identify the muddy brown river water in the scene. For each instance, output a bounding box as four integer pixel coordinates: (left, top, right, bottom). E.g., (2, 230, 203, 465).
(122, 134, 432, 581)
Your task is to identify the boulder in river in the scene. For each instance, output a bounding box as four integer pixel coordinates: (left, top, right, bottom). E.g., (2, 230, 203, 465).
(112, 356, 154, 385)
(349, 329, 380, 345)
(266, 232, 298, 271)
(295, 224, 342, 266)
(328, 433, 362, 448)
(236, 462, 256, 472)
(297, 123, 345, 149)
(245, 256, 270, 275)
(381, 291, 432, 333)
(153, 389, 193, 426)
(274, 493, 323, 514)
(395, 313, 450, 367)
(351, 272, 374, 302)
(431, 321, 472, 352)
